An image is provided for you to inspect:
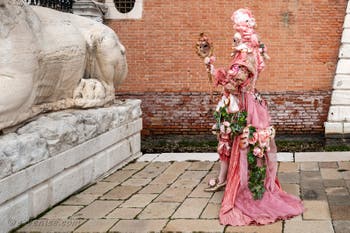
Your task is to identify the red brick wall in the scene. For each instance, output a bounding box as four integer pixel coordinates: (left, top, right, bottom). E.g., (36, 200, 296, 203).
(117, 91, 331, 135)
(109, 0, 347, 135)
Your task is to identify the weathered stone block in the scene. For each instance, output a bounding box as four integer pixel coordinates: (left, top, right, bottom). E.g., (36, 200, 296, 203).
(339, 44, 350, 59)
(341, 29, 350, 43)
(0, 194, 30, 233)
(344, 123, 350, 134)
(128, 133, 141, 155)
(336, 59, 350, 74)
(333, 75, 350, 89)
(92, 151, 110, 180)
(50, 159, 93, 205)
(324, 122, 343, 135)
(344, 14, 350, 28)
(328, 106, 350, 122)
(0, 169, 29, 206)
(0, 133, 49, 173)
(331, 90, 350, 105)
(0, 153, 11, 179)
(29, 183, 50, 218)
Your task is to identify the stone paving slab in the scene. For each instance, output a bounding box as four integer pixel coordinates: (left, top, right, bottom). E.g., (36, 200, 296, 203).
(172, 198, 209, 219)
(62, 193, 100, 206)
(41, 205, 83, 219)
(333, 221, 350, 233)
(79, 181, 118, 196)
(74, 219, 117, 233)
(303, 200, 331, 220)
(17, 219, 86, 233)
(137, 202, 180, 219)
(72, 200, 122, 219)
(163, 219, 224, 232)
(17, 153, 350, 233)
(106, 207, 142, 219)
(154, 186, 193, 203)
(201, 203, 221, 219)
(225, 221, 282, 233)
(120, 193, 157, 208)
(300, 162, 319, 171)
(330, 205, 350, 220)
(101, 185, 141, 200)
(109, 219, 168, 233)
(284, 220, 335, 233)
(280, 183, 300, 196)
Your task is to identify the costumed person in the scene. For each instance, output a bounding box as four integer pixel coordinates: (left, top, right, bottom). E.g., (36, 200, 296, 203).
(202, 8, 304, 225)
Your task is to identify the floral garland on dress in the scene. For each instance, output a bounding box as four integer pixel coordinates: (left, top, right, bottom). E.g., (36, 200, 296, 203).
(212, 101, 275, 199)
(241, 125, 276, 199)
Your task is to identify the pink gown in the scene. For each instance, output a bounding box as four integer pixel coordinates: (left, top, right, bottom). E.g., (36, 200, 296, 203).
(214, 9, 304, 225)
(219, 92, 304, 225)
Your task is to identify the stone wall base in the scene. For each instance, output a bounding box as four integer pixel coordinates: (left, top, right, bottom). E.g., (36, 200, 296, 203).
(0, 100, 142, 232)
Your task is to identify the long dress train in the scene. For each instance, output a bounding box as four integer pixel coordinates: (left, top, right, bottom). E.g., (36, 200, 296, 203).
(219, 93, 304, 225)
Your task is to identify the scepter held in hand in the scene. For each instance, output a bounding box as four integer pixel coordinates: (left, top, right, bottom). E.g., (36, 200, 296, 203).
(195, 33, 216, 102)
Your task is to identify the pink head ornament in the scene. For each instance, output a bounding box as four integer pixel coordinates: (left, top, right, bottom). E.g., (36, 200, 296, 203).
(231, 8, 256, 31)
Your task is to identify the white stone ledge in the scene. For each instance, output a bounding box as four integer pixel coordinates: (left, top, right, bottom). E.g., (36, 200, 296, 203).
(140, 152, 294, 162)
(333, 75, 350, 89)
(295, 151, 350, 162)
(331, 90, 350, 105)
(0, 118, 142, 206)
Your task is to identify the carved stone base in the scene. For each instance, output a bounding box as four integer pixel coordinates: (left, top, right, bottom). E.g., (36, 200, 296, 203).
(0, 99, 142, 232)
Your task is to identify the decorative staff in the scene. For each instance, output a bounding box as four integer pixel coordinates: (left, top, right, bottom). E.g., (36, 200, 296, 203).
(195, 32, 216, 101)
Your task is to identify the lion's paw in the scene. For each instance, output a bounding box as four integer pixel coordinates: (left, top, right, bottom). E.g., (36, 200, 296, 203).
(73, 79, 111, 108)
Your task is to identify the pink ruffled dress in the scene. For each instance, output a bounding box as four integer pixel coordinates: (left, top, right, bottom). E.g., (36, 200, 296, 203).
(215, 8, 304, 226)
(219, 92, 304, 225)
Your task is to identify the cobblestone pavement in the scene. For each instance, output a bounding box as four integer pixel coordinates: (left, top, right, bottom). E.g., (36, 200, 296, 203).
(17, 153, 350, 233)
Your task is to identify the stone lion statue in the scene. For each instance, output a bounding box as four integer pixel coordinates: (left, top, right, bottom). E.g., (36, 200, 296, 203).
(0, 0, 127, 130)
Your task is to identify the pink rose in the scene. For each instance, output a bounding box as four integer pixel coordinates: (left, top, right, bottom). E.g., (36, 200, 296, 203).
(210, 56, 216, 63)
(223, 121, 230, 127)
(248, 132, 258, 145)
(258, 130, 270, 141)
(259, 138, 270, 148)
(253, 146, 264, 158)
